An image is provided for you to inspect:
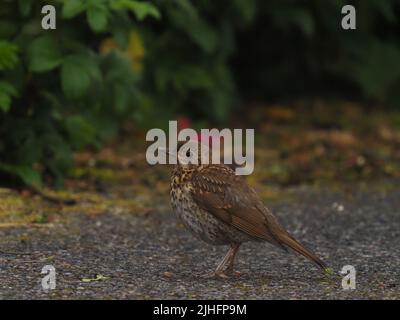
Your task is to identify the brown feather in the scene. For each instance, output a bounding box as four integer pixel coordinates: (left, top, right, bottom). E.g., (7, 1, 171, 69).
(190, 164, 327, 270)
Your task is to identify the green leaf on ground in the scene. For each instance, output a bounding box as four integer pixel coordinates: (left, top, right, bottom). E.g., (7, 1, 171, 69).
(81, 274, 110, 282)
(324, 267, 334, 275)
(0, 163, 42, 188)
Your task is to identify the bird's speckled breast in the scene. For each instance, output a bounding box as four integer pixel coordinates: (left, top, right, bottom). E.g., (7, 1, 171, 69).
(170, 177, 252, 245)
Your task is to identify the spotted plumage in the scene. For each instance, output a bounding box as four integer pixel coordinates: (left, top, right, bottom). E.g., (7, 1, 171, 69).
(169, 146, 327, 278)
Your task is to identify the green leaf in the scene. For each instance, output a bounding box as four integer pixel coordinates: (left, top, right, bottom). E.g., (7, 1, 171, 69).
(18, 0, 33, 17)
(0, 82, 18, 97)
(62, 0, 86, 18)
(28, 35, 63, 72)
(0, 81, 17, 112)
(292, 10, 314, 37)
(324, 267, 334, 275)
(61, 54, 101, 99)
(64, 115, 97, 149)
(168, 0, 217, 53)
(372, 0, 396, 23)
(0, 20, 18, 38)
(0, 40, 19, 71)
(87, 3, 108, 32)
(173, 65, 213, 90)
(110, 0, 161, 21)
(232, 0, 256, 24)
(62, 61, 90, 99)
(112, 84, 129, 112)
(0, 94, 12, 112)
(81, 274, 110, 282)
(17, 167, 42, 188)
(0, 163, 42, 188)
(279, 8, 314, 37)
(352, 42, 400, 100)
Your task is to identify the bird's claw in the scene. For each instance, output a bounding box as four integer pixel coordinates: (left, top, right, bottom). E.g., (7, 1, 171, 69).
(227, 270, 243, 277)
(196, 271, 229, 279)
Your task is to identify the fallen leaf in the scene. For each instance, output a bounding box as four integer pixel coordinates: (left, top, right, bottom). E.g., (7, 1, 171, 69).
(162, 271, 174, 278)
(81, 274, 110, 282)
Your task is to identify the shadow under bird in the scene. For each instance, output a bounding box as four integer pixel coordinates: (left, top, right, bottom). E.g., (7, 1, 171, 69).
(167, 144, 328, 278)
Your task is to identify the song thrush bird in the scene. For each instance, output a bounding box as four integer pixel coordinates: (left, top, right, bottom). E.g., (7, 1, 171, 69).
(169, 144, 328, 278)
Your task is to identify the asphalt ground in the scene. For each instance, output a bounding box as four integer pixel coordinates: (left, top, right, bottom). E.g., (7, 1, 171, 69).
(0, 183, 399, 299)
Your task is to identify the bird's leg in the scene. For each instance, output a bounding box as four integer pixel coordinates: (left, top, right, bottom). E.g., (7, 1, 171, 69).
(224, 243, 242, 276)
(198, 244, 241, 279)
(197, 247, 232, 279)
(213, 243, 241, 278)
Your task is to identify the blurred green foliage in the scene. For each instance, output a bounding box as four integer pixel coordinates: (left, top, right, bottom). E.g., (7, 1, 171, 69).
(0, 0, 159, 187)
(235, 0, 400, 104)
(0, 0, 252, 187)
(0, 0, 400, 187)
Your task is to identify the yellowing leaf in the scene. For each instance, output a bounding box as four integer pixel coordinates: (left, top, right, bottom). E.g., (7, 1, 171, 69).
(125, 31, 145, 71)
(100, 31, 145, 72)
(100, 38, 118, 55)
(81, 274, 110, 282)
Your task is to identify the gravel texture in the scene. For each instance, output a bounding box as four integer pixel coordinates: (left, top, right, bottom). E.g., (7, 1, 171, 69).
(0, 184, 399, 299)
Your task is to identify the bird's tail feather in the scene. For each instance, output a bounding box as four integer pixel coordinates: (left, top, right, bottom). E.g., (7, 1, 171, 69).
(277, 232, 328, 271)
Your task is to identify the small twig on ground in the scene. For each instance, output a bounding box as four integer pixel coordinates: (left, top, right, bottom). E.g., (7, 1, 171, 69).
(30, 187, 77, 206)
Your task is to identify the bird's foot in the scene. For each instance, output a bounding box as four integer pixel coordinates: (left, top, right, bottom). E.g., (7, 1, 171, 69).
(196, 270, 230, 279)
(224, 267, 243, 277)
(214, 271, 230, 279)
(228, 270, 243, 277)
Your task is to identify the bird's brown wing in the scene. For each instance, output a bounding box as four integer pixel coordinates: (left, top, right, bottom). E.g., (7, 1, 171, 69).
(190, 165, 287, 247)
(190, 165, 328, 271)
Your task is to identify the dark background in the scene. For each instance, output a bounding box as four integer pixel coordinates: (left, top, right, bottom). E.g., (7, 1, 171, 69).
(1, 0, 400, 187)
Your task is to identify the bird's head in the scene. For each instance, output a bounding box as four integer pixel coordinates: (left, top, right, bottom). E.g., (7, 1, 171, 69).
(159, 140, 212, 171)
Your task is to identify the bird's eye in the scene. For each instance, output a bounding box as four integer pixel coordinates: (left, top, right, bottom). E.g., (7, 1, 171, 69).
(186, 150, 191, 157)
